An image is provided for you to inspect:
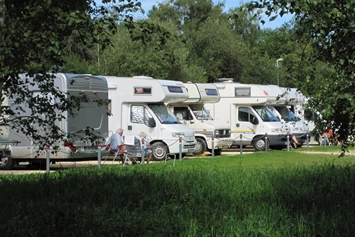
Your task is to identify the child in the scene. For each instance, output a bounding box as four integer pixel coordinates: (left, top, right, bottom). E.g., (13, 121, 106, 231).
(139, 132, 153, 164)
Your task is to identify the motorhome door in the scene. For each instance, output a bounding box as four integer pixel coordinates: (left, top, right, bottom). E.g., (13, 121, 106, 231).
(235, 106, 259, 140)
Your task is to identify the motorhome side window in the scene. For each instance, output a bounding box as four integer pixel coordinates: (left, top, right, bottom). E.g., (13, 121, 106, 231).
(174, 107, 193, 120)
(134, 87, 152, 95)
(130, 105, 153, 126)
(167, 86, 183, 93)
(107, 100, 112, 115)
(205, 89, 218, 96)
(238, 107, 256, 122)
(235, 88, 251, 97)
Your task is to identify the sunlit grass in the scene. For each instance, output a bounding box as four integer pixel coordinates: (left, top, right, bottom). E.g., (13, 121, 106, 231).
(1, 151, 355, 236)
(297, 143, 355, 153)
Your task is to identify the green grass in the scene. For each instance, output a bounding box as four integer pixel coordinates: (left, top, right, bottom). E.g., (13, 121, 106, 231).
(1, 151, 355, 236)
(297, 143, 355, 153)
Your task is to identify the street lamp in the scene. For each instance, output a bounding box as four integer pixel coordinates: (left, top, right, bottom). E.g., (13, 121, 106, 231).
(276, 58, 283, 86)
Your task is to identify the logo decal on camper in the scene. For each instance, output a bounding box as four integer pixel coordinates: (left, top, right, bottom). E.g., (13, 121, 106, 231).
(263, 90, 269, 96)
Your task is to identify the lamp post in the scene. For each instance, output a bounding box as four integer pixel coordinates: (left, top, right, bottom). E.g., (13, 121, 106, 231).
(276, 58, 283, 86)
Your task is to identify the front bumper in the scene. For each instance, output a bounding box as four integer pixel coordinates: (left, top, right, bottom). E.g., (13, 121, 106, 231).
(208, 137, 234, 149)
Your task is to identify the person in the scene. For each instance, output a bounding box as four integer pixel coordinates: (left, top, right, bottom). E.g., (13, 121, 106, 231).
(110, 128, 137, 165)
(286, 125, 300, 149)
(291, 134, 300, 149)
(139, 131, 153, 164)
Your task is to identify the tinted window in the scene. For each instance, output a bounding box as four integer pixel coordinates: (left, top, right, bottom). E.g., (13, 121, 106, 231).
(235, 87, 250, 97)
(168, 86, 183, 93)
(134, 87, 152, 94)
(205, 89, 218, 96)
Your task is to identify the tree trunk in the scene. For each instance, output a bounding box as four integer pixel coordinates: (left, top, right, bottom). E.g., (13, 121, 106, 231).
(0, 0, 5, 118)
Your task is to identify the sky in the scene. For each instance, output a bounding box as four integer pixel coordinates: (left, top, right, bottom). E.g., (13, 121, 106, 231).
(139, 0, 293, 29)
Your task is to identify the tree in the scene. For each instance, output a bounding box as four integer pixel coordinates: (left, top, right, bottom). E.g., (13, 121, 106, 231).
(0, 0, 141, 150)
(250, 0, 355, 146)
(97, 21, 194, 81)
(148, 0, 251, 82)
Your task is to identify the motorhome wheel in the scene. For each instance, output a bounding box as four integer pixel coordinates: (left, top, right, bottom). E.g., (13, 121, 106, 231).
(193, 138, 206, 155)
(253, 138, 269, 151)
(151, 142, 168, 161)
(0, 156, 14, 170)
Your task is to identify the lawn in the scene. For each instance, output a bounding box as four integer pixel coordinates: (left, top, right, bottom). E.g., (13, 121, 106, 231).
(1, 151, 355, 237)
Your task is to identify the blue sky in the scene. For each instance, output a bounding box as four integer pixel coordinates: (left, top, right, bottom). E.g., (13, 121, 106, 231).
(139, 0, 293, 29)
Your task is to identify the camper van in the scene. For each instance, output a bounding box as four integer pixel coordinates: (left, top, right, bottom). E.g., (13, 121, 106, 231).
(281, 87, 314, 132)
(267, 87, 309, 145)
(105, 76, 196, 161)
(204, 80, 288, 151)
(167, 82, 233, 155)
(0, 73, 109, 170)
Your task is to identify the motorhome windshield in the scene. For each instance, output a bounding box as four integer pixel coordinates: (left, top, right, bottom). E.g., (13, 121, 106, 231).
(149, 104, 181, 124)
(190, 105, 213, 120)
(274, 105, 297, 122)
(253, 106, 280, 122)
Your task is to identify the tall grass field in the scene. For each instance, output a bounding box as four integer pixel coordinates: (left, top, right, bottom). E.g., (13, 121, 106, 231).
(1, 151, 355, 236)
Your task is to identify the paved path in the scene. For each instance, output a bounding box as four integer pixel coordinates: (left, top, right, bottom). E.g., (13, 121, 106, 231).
(1, 142, 350, 175)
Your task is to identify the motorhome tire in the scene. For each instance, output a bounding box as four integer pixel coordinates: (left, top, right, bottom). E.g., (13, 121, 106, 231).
(0, 156, 14, 170)
(193, 138, 206, 155)
(253, 138, 269, 151)
(151, 142, 168, 161)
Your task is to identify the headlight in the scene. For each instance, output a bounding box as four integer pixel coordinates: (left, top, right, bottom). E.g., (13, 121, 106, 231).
(172, 132, 185, 137)
(215, 130, 220, 135)
(271, 128, 282, 133)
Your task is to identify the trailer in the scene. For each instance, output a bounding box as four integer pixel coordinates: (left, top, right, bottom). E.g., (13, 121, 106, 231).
(105, 76, 196, 161)
(0, 73, 109, 170)
(167, 82, 233, 155)
(204, 79, 288, 151)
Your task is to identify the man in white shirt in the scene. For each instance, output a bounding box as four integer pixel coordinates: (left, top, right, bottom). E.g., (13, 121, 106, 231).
(109, 128, 137, 164)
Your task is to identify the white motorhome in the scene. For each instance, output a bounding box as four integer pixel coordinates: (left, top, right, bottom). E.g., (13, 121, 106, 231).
(204, 80, 288, 151)
(267, 87, 310, 145)
(1, 74, 109, 170)
(167, 82, 233, 155)
(105, 76, 196, 161)
(282, 88, 315, 132)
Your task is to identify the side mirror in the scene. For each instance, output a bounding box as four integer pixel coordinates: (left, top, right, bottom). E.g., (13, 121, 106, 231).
(251, 116, 259, 125)
(148, 118, 156, 127)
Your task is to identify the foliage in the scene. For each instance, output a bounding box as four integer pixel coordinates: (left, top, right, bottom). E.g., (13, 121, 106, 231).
(0, 0, 140, 148)
(1, 153, 355, 236)
(97, 22, 193, 81)
(63, 0, 317, 86)
(249, 0, 355, 145)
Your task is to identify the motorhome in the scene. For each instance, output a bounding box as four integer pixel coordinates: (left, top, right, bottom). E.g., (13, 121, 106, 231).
(105, 76, 196, 161)
(267, 87, 309, 145)
(282, 87, 315, 132)
(204, 80, 288, 151)
(167, 82, 233, 155)
(1, 74, 109, 170)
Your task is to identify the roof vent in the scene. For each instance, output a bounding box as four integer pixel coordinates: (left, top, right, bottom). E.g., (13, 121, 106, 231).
(218, 78, 234, 83)
(132, 76, 153, 80)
